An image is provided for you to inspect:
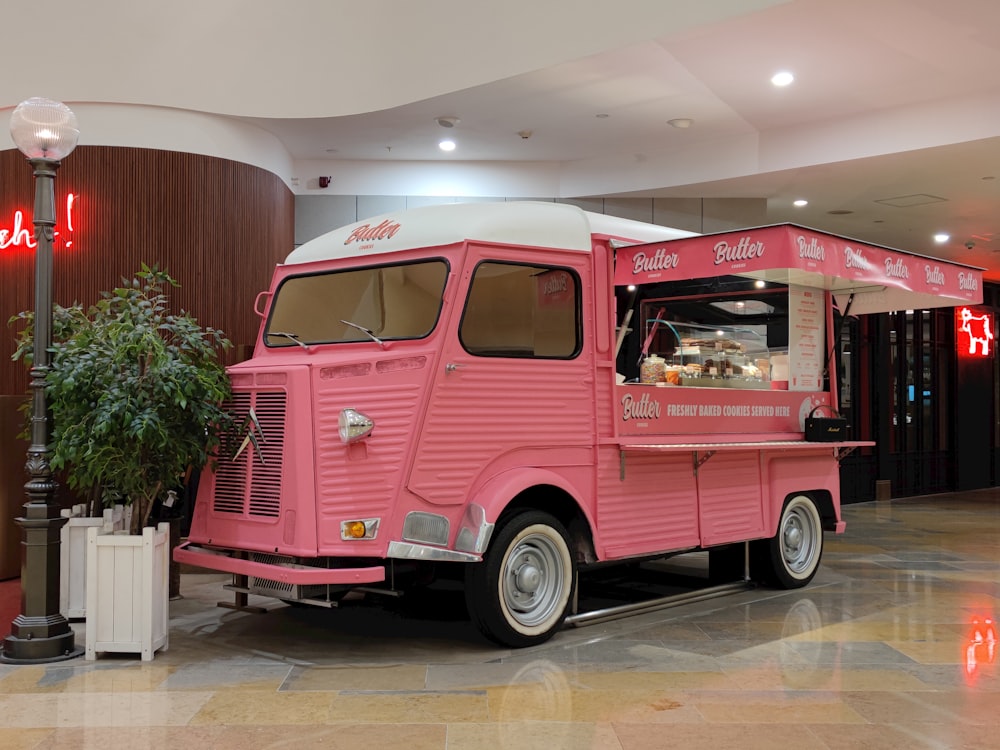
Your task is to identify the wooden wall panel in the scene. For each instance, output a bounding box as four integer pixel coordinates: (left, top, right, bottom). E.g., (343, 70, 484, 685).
(0, 146, 294, 395)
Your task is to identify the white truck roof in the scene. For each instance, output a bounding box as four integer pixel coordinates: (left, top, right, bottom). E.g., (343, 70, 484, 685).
(284, 201, 694, 265)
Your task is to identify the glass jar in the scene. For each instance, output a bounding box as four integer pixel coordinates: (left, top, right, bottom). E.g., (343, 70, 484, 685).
(640, 355, 666, 384)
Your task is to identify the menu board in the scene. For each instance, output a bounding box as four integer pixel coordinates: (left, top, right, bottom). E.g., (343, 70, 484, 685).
(788, 285, 824, 391)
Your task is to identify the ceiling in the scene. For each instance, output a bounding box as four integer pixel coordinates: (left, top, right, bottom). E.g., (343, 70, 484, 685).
(243, 0, 1000, 279)
(3, 0, 1000, 279)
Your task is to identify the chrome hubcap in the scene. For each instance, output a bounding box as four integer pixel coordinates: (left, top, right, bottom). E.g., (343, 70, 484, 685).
(501, 532, 566, 628)
(782, 504, 816, 574)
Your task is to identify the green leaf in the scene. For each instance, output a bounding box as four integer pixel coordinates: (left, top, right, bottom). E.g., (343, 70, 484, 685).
(10, 265, 232, 531)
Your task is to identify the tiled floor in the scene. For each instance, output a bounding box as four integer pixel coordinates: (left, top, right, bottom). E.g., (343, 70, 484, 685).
(3, 489, 1000, 749)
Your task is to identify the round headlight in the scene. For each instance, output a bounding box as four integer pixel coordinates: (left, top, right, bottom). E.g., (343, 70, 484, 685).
(338, 408, 374, 443)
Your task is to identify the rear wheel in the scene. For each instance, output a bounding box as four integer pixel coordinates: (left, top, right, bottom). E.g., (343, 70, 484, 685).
(465, 511, 575, 648)
(752, 494, 823, 588)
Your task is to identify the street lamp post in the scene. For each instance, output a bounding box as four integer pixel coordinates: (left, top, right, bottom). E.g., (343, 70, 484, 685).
(1, 98, 82, 663)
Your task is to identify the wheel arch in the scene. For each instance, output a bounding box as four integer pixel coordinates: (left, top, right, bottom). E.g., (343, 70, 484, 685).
(469, 468, 597, 565)
(764, 454, 841, 535)
(766, 488, 838, 537)
(806, 489, 837, 531)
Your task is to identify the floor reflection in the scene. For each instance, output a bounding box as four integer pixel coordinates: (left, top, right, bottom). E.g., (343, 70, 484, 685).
(3, 489, 1000, 749)
(965, 614, 997, 685)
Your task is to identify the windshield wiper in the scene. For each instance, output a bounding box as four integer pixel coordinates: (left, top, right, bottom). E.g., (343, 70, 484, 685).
(339, 319, 385, 348)
(269, 331, 310, 350)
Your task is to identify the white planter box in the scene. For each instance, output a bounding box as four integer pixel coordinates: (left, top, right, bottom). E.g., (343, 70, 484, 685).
(85, 522, 170, 661)
(59, 505, 125, 619)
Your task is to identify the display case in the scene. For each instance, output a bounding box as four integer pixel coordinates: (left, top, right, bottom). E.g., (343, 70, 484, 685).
(641, 320, 775, 389)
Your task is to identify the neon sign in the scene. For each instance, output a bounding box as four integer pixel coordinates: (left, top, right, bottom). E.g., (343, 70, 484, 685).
(0, 193, 78, 251)
(956, 307, 994, 357)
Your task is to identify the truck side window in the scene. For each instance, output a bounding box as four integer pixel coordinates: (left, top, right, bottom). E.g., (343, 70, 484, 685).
(460, 262, 580, 358)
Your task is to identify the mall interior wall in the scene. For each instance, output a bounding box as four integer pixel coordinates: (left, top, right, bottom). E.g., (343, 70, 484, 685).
(0, 146, 294, 395)
(293, 194, 767, 248)
(0, 145, 293, 578)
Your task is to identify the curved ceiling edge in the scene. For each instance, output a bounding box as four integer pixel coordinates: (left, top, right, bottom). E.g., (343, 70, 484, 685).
(1, 104, 294, 188)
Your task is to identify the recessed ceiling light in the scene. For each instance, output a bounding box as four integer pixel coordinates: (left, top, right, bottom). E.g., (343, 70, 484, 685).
(325, 148, 338, 154)
(596, 113, 610, 118)
(435, 116, 460, 128)
(827, 209, 853, 215)
(793, 199, 808, 207)
(755, 279, 766, 288)
(933, 233, 950, 243)
(668, 118, 693, 128)
(771, 71, 794, 87)
(438, 139, 456, 152)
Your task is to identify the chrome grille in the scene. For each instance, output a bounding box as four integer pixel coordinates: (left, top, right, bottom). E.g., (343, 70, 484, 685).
(213, 390, 286, 519)
(247, 553, 295, 594)
(245, 554, 332, 601)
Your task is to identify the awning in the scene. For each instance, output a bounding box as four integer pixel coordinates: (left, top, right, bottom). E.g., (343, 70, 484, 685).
(614, 223, 984, 314)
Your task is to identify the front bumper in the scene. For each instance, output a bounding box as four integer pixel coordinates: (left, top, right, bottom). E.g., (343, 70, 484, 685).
(174, 541, 387, 585)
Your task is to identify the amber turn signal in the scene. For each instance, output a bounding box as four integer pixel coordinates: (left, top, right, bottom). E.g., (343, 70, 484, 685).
(345, 521, 367, 539)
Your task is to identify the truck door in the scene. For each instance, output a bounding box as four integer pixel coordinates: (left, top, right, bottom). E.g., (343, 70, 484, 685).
(407, 247, 595, 507)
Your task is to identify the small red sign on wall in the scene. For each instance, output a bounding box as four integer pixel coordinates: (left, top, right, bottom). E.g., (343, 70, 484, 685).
(956, 307, 994, 358)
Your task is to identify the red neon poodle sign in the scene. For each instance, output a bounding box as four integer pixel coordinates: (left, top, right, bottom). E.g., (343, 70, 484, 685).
(0, 193, 78, 251)
(956, 307, 994, 358)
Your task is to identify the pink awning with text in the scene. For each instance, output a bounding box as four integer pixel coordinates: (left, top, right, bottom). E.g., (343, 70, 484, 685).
(614, 224, 984, 314)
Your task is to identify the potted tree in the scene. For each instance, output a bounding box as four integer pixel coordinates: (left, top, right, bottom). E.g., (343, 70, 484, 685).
(10, 264, 232, 659)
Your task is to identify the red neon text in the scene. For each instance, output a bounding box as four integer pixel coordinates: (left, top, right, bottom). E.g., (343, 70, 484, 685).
(0, 193, 78, 251)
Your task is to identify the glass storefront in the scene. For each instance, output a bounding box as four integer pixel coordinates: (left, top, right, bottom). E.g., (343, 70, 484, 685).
(838, 284, 999, 501)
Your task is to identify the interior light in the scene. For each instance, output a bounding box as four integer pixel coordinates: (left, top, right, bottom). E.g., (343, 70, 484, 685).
(755, 280, 766, 288)
(793, 199, 808, 207)
(934, 233, 950, 243)
(439, 139, 456, 152)
(771, 71, 794, 87)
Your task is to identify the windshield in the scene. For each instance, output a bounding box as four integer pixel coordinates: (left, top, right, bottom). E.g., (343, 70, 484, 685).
(264, 260, 449, 347)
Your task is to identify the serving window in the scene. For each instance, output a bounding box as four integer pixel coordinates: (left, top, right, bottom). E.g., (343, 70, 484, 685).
(618, 277, 800, 389)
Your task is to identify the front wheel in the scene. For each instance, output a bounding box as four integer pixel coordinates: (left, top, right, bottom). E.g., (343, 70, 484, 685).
(751, 494, 824, 589)
(465, 511, 575, 648)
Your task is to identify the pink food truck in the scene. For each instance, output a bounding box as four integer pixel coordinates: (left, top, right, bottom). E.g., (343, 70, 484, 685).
(175, 201, 984, 647)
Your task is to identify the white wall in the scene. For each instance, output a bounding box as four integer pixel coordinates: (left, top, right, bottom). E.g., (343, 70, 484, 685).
(293, 194, 766, 247)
